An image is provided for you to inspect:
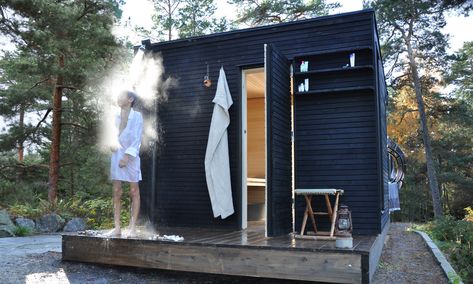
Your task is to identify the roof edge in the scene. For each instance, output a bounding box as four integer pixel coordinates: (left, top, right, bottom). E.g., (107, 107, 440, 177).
(135, 8, 375, 50)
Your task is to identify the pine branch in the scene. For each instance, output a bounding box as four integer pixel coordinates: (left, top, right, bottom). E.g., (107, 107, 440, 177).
(60, 122, 88, 130)
(396, 108, 419, 126)
(28, 78, 50, 90)
(56, 85, 81, 91)
(29, 108, 52, 140)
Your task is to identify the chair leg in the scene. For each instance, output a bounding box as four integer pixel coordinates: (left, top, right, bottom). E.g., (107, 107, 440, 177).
(329, 192, 340, 237)
(306, 196, 317, 233)
(325, 194, 333, 220)
(300, 203, 309, 236)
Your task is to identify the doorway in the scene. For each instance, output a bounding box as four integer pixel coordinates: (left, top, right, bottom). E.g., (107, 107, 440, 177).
(241, 67, 266, 231)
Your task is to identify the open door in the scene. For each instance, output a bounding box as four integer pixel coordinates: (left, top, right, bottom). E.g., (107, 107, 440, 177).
(264, 44, 292, 237)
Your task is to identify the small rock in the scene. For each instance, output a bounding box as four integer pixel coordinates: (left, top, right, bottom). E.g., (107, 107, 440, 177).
(0, 225, 15, 237)
(0, 210, 14, 227)
(35, 213, 65, 233)
(0, 210, 15, 237)
(63, 218, 86, 232)
(15, 217, 36, 232)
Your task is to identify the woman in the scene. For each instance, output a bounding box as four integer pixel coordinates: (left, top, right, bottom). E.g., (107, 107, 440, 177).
(109, 90, 143, 237)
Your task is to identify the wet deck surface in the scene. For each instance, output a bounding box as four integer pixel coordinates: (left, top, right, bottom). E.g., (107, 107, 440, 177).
(73, 221, 376, 254)
(158, 226, 375, 254)
(63, 222, 378, 283)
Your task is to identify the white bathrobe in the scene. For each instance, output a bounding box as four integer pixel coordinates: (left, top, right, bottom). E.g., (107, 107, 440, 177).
(204, 67, 234, 219)
(110, 108, 143, 182)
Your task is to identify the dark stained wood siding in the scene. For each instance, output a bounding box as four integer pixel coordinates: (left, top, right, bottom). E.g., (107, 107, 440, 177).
(265, 44, 292, 236)
(140, 10, 386, 234)
(294, 90, 379, 235)
(373, 25, 390, 231)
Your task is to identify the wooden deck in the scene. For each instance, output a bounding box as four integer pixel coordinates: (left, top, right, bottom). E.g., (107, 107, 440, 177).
(62, 222, 387, 283)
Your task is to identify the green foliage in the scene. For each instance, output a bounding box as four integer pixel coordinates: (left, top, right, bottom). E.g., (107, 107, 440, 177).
(0, 0, 138, 230)
(419, 216, 473, 283)
(229, 0, 339, 26)
(0, 50, 51, 154)
(367, 0, 473, 220)
(447, 271, 462, 284)
(70, 193, 130, 229)
(446, 41, 473, 102)
(13, 225, 32, 237)
(151, 0, 182, 41)
(6, 193, 131, 230)
(465, 207, 473, 222)
(149, 0, 234, 41)
(177, 0, 217, 38)
(8, 203, 43, 219)
(0, 0, 128, 208)
(210, 17, 237, 33)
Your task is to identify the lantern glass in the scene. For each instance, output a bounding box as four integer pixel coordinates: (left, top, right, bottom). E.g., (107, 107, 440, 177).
(338, 215, 350, 230)
(338, 214, 350, 230)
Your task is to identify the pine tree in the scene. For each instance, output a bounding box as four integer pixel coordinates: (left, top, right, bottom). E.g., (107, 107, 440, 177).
(152, 0, 182, 41)
(177, 0, 217, 38)
(228, 0, 339, 26)
(0, 50, 51, 161)
(0, 0, 121, 206)
(446, 41, 473, 102)
(367, 0, 472, 219)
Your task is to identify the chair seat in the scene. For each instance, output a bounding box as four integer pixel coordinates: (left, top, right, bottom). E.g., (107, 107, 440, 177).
(295, 188, 344, 195)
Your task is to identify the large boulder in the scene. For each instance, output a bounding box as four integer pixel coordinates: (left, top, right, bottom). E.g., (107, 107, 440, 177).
(35, 213, 65, 233)
(0, 210, 15, 237)
(63, 217, 86, 232)
(15, 217, 36, 232)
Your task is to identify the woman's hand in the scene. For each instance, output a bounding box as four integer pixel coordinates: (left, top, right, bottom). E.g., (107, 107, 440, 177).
(119, 155, 130, 168)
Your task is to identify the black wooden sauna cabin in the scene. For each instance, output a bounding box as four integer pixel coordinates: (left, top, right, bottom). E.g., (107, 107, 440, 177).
(63, 9, 392, 283)
(139, 8, 390, 237)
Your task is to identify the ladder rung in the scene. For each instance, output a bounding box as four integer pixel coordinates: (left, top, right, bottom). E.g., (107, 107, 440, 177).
(312, 212, 329, 215)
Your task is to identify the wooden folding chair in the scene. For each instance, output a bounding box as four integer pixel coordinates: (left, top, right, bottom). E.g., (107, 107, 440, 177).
(294, 188, 344, 240)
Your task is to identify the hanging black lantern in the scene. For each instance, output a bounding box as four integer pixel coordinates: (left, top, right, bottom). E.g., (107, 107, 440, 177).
(335, 204, 352, 237)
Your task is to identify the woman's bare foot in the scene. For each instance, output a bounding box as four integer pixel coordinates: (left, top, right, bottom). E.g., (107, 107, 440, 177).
(127, 227, 137, 238)
(104, 228, 121, 237)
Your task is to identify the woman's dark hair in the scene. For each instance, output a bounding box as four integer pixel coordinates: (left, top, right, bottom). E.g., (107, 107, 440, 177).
(127, 90, 138, 107)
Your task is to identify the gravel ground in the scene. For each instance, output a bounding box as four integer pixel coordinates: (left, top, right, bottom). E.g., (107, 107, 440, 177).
(1, 251, 309, 284)
(373, 222, 448, 284)
(0, 223, 449, 284)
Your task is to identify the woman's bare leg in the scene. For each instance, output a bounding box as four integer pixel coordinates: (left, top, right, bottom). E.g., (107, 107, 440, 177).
(128, 182, 140, 237)
(111, 180, 122, 236)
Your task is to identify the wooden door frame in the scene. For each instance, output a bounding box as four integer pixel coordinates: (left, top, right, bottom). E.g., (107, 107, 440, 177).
(240, 67, 265, 231)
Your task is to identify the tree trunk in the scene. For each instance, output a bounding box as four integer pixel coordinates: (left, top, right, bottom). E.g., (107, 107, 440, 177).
(70, 96, 80, 198)
(48, 54, 64, 207)
(406, 40, 443, 219)
(18, 104, 24, 162)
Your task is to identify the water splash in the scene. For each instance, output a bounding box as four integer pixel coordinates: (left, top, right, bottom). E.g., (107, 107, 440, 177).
(97, 48, 176, 154)
(91, 47, 177, 237)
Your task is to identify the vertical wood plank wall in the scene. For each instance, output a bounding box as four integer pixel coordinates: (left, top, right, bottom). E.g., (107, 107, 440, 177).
(247, 98, 265, 179)
(294, 91, 378, 234)
(265, 44, 293, 236)
(140, 10, 388, 235)
(247, 98, 265, 206)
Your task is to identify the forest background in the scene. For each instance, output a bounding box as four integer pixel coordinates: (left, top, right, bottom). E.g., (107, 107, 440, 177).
(0, 0, 472, 279)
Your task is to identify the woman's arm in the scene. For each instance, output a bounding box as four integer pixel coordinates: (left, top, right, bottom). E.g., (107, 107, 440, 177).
(119, 112, 143, 167)
(124, 112, 144, 158)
